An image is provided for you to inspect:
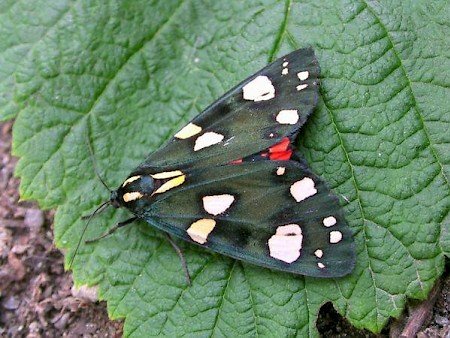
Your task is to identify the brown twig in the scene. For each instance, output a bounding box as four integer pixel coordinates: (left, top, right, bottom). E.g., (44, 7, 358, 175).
(399, 280, 443, 338)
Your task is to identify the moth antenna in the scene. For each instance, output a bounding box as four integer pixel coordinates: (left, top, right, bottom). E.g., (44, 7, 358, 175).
(68, 200, 111, 270)
(81, 202, 109, 219)
(85, 133, 111, 192)
(70, 134, 112, 269)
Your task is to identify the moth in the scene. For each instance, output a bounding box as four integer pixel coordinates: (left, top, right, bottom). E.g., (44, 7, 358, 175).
(81, 48, 355, 279)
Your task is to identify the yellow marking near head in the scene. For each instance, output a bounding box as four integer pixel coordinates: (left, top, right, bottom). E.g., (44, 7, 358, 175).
(186, 219, 216, 244)
(123, 191, 143, 202)
(151, 170, 183, 179)
(174, 123, 202, 139)
(152, 175, 186, 195)
(122, 175, 141, 187)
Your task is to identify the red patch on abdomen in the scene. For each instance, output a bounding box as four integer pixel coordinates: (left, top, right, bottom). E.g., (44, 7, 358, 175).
(268, 149, 293, 160)
(268, 137, 293, 160)
(229, 159, 243, 164)
(229, 137, 294, 164)
(269, 137, 290, 153)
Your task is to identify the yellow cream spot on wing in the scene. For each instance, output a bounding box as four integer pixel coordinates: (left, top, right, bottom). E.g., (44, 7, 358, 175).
(152, 175, 186, 195)
(123, 191, 143, 202)
(276, 109, 299, 125)
(151, 170, 183, 179)
(330, 231, 343, 244)
(242, 75, 275, 102)
(290, 177, 317, 202)
(323, 216, 337, 227)
(122, 175, 141, 187)
(202, 194, 235, 216)
(268, 224, 303, 263)
(186, 219, 216, 244)
(174, 123, 202, 139)
(194, 132, 224, 151)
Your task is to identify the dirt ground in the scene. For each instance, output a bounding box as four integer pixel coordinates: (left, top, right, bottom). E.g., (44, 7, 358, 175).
(0, 120, 448, 338)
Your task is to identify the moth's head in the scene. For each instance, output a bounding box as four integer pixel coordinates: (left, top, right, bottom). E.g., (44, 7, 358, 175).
(111, 175, 155, 209)
(109, 190, 122, 208)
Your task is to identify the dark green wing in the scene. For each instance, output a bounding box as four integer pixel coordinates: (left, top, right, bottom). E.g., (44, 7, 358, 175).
(132, 48, 319, 175)
(139, 160, 354, 277)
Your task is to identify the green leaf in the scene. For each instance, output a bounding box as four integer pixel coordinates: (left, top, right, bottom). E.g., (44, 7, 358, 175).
(0, 1, 72, 121)
(4, 0, 450, 336)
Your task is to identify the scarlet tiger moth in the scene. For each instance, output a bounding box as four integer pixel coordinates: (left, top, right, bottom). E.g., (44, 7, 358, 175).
(75, 48, 355, 280)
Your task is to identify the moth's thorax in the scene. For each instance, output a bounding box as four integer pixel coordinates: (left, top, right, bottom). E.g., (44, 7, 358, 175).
(112, 170, 187, 213)
(112, 175, 156, 210)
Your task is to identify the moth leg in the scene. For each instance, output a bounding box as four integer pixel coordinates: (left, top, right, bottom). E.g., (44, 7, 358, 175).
(164, 234, 192, 286)
(85, 217, 137, 243)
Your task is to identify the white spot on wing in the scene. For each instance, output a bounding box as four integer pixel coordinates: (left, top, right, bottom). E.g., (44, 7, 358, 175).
(290, 177, 317, 202)
(268, 224, 303, 263)
(296, 84, 308, 91)
(318, 262, 325, 269)
(323, 216, 337, 227)
(282, 61, 289, 75)
(187, 219, 216, 244)
(276, 167, 286, 176)
(314, 249, 323, 258)
(297, 71, 309, 81)
(203, 194, 235, 216)
(194, 132, 224, 151)
(242, 75, 275, 102)
(276, 109, 299, 125)
(330, 231, 343, 244)
(174, 123, 202, 139)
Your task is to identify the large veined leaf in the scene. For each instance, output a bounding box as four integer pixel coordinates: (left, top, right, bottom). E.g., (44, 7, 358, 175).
(2, 0, 449, 336)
